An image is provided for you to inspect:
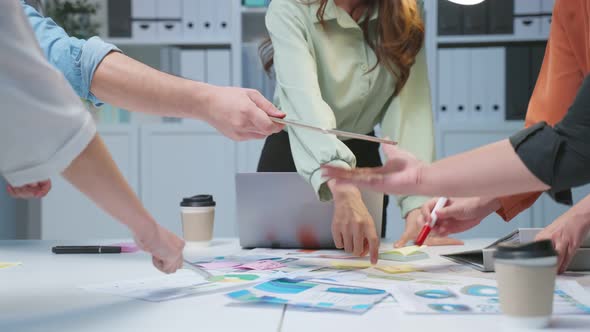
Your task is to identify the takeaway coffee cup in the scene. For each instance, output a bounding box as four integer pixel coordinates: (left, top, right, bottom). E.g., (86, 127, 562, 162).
(180, 195, 216, 246)
(494, 240, 558, 329)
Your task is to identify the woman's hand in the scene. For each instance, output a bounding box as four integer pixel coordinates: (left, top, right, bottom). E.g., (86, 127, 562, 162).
(431, 197, 502, 237)
(329, 180, 380, 264)
(134, 223, 186, 274)
(204, 86, 286, 141)
(322, 144, 423, 196)
(7, 180, 52, 199)
(535, 210, 590, 274)
(395, 208, 464, 248)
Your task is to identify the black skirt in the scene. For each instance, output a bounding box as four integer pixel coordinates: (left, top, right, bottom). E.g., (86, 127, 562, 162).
(257, 130, 389, 237)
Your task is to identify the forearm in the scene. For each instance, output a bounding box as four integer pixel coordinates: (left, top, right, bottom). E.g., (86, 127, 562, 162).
(61, 134, 157, 235)
(418, 140, 549, 197)
(91, 52, 213, 119)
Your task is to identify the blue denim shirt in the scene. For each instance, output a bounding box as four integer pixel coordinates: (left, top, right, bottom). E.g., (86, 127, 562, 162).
(21, 1, 121, 105)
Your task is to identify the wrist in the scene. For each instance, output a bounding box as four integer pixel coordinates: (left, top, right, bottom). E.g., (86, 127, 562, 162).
(478, 197, 502, 213)
(181, 80, 215, 120)
(130, 216, 159, 243)
(327, 179, 361, 200)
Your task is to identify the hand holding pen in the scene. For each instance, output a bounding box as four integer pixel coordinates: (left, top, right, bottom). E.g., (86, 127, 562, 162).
(415, 197, 449, 246)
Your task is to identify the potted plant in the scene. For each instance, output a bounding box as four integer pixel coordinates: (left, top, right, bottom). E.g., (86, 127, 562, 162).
(44, 0, 100, 39)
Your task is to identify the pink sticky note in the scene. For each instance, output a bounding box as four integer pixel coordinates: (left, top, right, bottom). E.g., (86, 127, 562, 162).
(239, 260, 286, 271)
(197, 261, 241, 269)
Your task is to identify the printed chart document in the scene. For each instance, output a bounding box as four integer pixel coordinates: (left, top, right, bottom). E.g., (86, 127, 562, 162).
(390, 276, 590, 315)
(227, 278, 389, 313)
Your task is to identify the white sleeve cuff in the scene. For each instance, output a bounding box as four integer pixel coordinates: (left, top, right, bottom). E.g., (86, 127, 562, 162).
(4, 114, 96, 186)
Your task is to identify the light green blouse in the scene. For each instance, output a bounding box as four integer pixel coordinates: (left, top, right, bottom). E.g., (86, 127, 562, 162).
(266, 0, 434, 217)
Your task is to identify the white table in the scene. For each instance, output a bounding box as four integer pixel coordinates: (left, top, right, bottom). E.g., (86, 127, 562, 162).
(1, 239, 589, 332)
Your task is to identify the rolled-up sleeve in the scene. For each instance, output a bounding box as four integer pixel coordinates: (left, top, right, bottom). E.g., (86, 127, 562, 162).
(20, 0, 120, 105)
(380, 47, 436, 217)
(266, 1, 356, 201)
(1, 0, 96, 186)
(509, 75, 590, 201)
(497, 0, 583, 220)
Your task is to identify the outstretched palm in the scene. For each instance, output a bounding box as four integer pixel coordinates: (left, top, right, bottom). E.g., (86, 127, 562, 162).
(322, 144, 424, 195)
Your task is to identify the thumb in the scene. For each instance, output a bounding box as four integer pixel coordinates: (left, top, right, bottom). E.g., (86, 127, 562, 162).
(247, 90, 285, 118)
(381, 142, 398, 161)
(436, 204, 466, 220)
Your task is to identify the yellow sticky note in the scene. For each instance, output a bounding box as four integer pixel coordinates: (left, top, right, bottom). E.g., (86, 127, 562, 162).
(0, 262, 22, 269)
(330, 261, 372, 270)
(374, 265, 422, 274)
(386, 245, 426, 256)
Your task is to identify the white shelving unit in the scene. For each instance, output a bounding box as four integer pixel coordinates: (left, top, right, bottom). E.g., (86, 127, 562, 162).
(104, 38, 232, 46)
(241, 6, 267, 15)
(438, 34, 549, 45)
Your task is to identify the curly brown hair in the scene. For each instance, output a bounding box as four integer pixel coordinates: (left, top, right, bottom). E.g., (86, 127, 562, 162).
(260, 0, 425, 96)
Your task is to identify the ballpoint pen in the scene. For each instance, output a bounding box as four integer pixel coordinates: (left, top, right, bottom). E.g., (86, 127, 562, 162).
(270, 117, 397, 145)
(183, 259, 213, 279)
(415, 197, 449, 246)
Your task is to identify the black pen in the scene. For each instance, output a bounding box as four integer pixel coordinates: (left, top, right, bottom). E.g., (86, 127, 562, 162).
(51, 246, 122, 254)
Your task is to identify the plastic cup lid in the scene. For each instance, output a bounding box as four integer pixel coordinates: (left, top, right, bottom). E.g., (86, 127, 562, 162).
(494, 239, 557, 260)
(180, 195, 216, 207)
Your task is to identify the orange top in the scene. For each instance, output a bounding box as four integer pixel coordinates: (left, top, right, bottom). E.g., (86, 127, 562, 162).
(497, 0, 590, 221)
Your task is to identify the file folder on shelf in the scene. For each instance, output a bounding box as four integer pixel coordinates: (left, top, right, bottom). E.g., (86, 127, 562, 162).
(131, 0, 157, 40)
(437, 49, 453, 122)
(157, 0, 182, 41)
(514, 16, 542, 38)
(462, 2, 487, 35)
(506, 46, 531, 120)
(179, 49, 206, 82)
(206, 49, 232, 87)
(213, 0, 233, 43)
(485, 48, 506, 121)
(469, 48, 487, 118)
(514, 0, 542, 15)
(442, 228, 590, 272)
(108, 0, 131, 37)
(437, 0, 462, 35)
(450, 48, 470, 121)
(242, 43, 276, 100)
(487, 0, 514, 34)
(541, 0, 555, 13)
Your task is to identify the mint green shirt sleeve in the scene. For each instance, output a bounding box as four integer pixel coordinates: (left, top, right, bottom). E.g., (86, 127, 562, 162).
(381, 47, 435, 217)
(266, 1, 356, 201)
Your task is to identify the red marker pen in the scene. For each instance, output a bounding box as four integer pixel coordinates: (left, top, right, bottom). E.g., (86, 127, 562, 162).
(415, 197, 448, 246)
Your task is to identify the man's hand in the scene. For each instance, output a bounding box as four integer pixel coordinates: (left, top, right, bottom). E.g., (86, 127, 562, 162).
(395, 208, 463, 248)
(322, 143, 424, 195)
(432, 197, 502, 236)
(7, 180, 52, 199)
(535, 210, 590, 274)
(329, 180, 380, 264)
(204, 86, 285, 141)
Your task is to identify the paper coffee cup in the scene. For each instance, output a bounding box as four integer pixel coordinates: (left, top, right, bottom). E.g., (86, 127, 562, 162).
(494, 240, 558, 329)
(180, 195, 216, 247)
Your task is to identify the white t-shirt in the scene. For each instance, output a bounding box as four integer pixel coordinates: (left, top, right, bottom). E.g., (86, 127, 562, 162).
(0, 0, 96, 186)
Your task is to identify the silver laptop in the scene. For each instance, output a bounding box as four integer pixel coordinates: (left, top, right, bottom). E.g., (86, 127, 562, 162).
(236, 173, 383, 249)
